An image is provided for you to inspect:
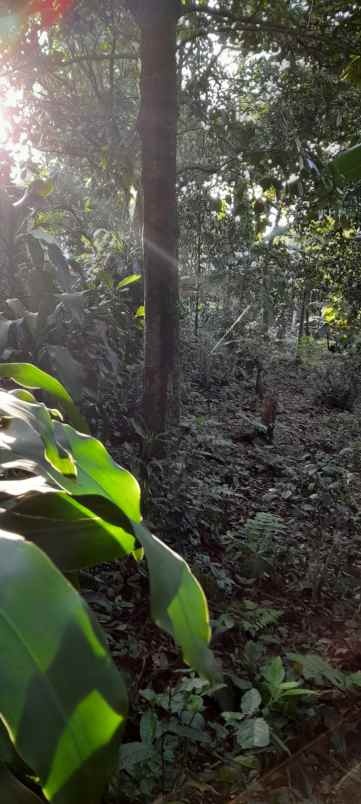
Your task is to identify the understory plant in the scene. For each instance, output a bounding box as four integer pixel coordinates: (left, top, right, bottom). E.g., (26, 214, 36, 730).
(0, 362, 217, 804)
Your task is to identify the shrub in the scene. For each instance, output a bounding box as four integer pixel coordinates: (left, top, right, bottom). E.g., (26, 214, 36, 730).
(0, 362, 217, 804)
(298, 336, 328, 368)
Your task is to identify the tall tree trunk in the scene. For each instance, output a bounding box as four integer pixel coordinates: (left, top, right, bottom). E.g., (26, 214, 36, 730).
(126, 0, 181, 433)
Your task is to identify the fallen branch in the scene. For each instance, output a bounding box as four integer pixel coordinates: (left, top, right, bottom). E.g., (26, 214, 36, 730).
(211, 304, 252, 355)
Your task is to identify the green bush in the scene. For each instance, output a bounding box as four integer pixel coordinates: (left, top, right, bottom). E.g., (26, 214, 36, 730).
(0, 363, 217, 804)
(297, 336, 328, 368)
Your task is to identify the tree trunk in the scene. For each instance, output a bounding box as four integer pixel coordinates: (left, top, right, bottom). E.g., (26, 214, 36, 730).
(126, 0, 181, 433)
(194, 202, 202, 338)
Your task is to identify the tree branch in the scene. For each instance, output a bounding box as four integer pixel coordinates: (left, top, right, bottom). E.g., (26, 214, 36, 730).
(0, 51, 139, 81)
(182, 2, 321, 40)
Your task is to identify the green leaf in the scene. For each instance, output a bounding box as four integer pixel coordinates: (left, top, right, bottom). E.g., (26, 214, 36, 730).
(241, 688, 262, 715)
(0, 492, 136, 571)
(0, 393, 76, 476)
(341, 55, 361, 85)
(117, 273, 141, 289)
(261, 657, 285, 688)
(0, 363, 89, 433)
(53, 424, 142, 520)
(349, 671, 361, 687)
(31, 178, 54, 198)
(222, 712, 245, 723)
(139, 711, 157, 745)
(9, 389, 38, 403)
(135, 305, 145, 319)
(279, 687, 317, 698)
(322, 304, 337, 323)
(0, 392, 217, 683)
(0, 529, 127, 804)
(132, 522, 218, 681)
(288, 653, 346, 688)
(0, 409, 141, 521)
(30, 227, 57, 244)
(236, 718, 270, 749)
(278, 681, 301, 690)
(119, 742, 154, 769)
(331, 143, 361, 183)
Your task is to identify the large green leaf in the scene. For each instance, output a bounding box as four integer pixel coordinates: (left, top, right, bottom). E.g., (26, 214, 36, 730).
(0, 393, 217, 681)
(0, 492, 136, 571)
(0, 393, 76, 477)
(0, 486, 217, 677)
(0, 364, 88, 433)
(331, 143, 361, 183)
(132, 522, 218, 681)
(0, 408, 141, 521)
(0, 529, 127, 804)
(52, 424, 142, 518)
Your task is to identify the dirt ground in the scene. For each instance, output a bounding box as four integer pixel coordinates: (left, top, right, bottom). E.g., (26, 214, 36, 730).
(88, 353, 361, 804)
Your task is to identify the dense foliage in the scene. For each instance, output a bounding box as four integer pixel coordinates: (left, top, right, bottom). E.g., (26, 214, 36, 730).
(0, 1, 361, 802)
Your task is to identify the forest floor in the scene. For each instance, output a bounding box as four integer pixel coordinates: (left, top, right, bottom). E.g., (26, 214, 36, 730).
(84, 345, 361, 804)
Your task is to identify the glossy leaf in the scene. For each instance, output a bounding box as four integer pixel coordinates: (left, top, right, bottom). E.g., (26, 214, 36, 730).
(117, 273, 141, 289)
(0, 363, 88, 433)
(0, 529, 127, 804)
(0, 408, 141, 520)
(261, 656, 285, 688)
(0, 393, 76, 477)
(0, 390, 217, 682)
(0, 492, 136, 571)
(132, 522, 217, 681)
(53, 424, 142, 520)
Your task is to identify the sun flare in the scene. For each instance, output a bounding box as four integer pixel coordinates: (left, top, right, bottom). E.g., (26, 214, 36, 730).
(0, 85, 21, 146)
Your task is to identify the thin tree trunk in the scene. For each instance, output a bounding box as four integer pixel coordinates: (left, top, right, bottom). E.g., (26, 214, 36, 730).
(194, 204, 202, 338)
(298, 289, 307, 342)
(298, 285, 310, 343)
(127, 0, 181, 433)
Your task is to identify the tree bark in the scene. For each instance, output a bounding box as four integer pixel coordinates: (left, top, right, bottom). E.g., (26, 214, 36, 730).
(126, 0, 182, 433)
